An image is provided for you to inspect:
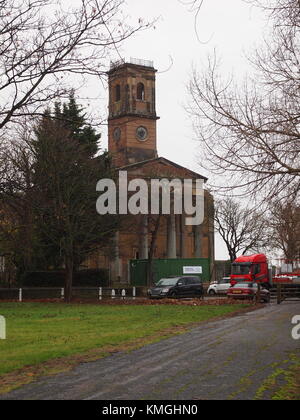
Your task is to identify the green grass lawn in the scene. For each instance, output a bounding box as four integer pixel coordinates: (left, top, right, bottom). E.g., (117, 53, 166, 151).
(0, 302, 247, 377)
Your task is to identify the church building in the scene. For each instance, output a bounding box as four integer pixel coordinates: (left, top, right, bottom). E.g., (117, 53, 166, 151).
(92, 58, 215, 285)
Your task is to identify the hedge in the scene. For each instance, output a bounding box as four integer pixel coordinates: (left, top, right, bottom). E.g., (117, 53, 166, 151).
(21, 269, 109, 287)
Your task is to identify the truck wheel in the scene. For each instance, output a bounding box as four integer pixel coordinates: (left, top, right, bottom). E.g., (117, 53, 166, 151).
(209, 290, 216, 295)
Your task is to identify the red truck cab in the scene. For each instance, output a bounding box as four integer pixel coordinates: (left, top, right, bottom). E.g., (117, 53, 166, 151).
(230, 254, 270, 289)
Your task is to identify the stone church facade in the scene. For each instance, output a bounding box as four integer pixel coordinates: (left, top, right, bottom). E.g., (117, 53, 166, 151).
(89, 58, 214, 285)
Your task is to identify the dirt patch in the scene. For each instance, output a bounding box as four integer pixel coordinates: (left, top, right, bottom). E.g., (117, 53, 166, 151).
(0, 297, 255, 305)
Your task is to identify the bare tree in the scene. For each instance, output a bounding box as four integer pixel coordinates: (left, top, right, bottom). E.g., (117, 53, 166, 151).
(0, 0, 148, 131)
(179, 0, 204, 15)
(269, 200, 300, 260)
(147, 214, 162, 286)
(0, 103, 118, 300)
(214, 198, 270, 262)
(0, 136, 37, 280)
(187, 0, 300, 200)
(178, 0, 205, 43)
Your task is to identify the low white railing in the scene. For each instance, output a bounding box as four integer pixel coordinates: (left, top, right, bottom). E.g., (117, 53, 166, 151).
(0, 287, 138, 302)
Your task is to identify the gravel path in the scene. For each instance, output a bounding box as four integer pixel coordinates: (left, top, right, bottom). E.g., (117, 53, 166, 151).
(1, 302, 299, 400)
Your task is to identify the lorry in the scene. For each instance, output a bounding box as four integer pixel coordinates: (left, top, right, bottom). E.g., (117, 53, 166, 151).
(230, 253, 300, 289)
(230, 254, 271, 289)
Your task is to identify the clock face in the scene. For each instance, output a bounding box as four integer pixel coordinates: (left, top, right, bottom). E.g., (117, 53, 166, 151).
(113, 127, 121, 141)
(136, 126, 148, 141)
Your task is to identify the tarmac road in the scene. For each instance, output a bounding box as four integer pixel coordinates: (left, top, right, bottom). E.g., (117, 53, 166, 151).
(1, 302, 300, 400)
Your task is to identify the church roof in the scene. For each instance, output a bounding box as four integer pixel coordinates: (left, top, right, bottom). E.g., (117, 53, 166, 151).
(117, 156, 208, 182)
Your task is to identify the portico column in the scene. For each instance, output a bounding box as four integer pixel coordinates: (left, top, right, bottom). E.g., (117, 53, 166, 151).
(167, 213, 177, 258)
(194, 224, 203, 258)
(110, 231, 122, 284)
(180, 214, 188, 258)
(139, 215, 149, 260)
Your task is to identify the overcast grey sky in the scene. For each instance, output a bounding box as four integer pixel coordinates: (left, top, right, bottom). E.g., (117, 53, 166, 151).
(107, 0, 267, 260)
(118, 0, 266, 168)
(79, 0, 269, 260)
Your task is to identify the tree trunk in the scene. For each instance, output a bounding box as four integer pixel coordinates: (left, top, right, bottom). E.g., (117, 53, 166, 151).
(147, 215, 161, 287)
(64, 255, 74, 303)
(147, 256, 153, 288)
(229, 249, 237, 263)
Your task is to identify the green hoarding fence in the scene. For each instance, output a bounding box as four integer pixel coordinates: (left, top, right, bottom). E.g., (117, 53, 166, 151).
(130, 258, 211, 286)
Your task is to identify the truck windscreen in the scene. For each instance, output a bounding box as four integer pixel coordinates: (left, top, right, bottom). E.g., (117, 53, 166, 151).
(232, 264, 251, 275)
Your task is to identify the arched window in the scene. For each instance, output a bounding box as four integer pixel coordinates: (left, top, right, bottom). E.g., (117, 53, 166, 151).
(115, 84, 121, 102)
(137, 82, 145, 101)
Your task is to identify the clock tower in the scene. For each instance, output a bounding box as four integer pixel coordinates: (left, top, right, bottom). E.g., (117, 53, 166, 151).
(107, 58, 159, 167)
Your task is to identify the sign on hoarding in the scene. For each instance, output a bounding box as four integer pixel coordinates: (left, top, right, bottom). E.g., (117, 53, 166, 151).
(183, 266, 202, 274)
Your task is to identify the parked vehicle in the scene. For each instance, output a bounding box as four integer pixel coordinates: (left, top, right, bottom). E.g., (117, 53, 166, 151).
(230, 253, 300, 289)
(227, 282, 270, 303)
(207, 277, 231, 295)
(147, 276, 204, 299)
(230, 254, 271, 289)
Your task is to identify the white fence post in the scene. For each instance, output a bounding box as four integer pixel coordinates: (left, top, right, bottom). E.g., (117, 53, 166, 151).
(133, 287, 136, 300)
(111, 289, 115, 299)
(61, 288, 65, 300)
(121, 289, 126, 300)
(0, 316, 6, 339)
(99, 287, 102, 301)
(19, 288, 22, 302)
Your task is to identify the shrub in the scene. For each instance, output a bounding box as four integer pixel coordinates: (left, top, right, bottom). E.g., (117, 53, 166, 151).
(21, 269, 109, 287)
